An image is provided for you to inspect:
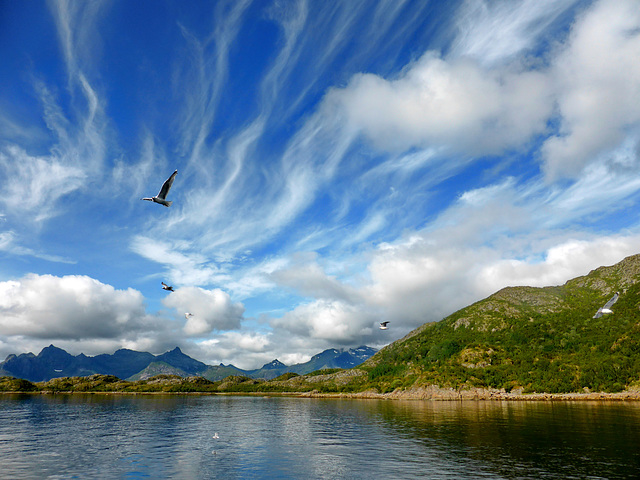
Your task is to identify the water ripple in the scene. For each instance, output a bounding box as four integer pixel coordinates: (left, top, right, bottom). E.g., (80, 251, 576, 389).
(0, 395, 639, 479)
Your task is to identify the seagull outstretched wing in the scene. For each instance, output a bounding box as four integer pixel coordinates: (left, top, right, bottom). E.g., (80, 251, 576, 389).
(603, 292, 619, 310)
(593, 291, 619, 318)
(157, 170, 178, 200)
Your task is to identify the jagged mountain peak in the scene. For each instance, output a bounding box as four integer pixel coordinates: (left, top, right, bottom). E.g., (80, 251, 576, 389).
(262, 359, 286, 369)
(0, 344, 377, 383)
(37, 345, 73, 360)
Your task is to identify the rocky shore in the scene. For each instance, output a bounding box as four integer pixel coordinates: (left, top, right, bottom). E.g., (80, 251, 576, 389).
(300, 385, 640, 401)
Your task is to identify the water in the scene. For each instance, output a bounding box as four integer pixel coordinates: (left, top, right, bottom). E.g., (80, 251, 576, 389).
(0, 395, 639, 479)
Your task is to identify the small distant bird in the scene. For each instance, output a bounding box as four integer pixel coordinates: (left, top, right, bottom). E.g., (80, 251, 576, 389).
(379, 321, 390, 330)
(212, 432, 220, 455)
(185, 312, 194, 319)
(141, 170, 177, 207)
(593, 291, 620, 318)
(161, 282, 174, 292)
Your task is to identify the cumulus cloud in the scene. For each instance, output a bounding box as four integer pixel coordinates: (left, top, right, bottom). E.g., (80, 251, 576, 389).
(327, 52, 552, 156)
(542, 0, 640, 179)
(272, 299, 376, 345)
(476, 236, 640, 292)
(0, 274, 153, 340)
(270, 252, 359, 303)
(161, 286, 245, 336)
(325, 0, 640, 180)
(195, 331, 272, 369)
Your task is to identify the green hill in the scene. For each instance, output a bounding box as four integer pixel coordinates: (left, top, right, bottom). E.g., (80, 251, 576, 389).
(127, 361, 189, 381)
(355, 254, 640, 394)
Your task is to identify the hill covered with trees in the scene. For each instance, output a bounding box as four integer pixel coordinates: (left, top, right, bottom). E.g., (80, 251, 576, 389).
(356, 253, 640, 394)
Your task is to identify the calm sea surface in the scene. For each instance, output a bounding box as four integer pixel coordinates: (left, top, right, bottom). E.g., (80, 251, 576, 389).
(0, 394, 638, 479)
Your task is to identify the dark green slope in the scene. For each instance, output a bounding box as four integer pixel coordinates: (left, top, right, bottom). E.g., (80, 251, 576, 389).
(360, 254, 640, 394)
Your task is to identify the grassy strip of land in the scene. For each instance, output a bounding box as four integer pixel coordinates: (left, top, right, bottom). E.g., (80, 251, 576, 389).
(0, 369, 364, 395)
(2, 371, 640, 401)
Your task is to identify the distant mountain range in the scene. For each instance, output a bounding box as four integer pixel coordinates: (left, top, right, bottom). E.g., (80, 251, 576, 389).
(0, 345, 377, 383)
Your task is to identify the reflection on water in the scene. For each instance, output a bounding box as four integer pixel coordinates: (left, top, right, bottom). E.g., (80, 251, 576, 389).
(0, 394, 639, 479)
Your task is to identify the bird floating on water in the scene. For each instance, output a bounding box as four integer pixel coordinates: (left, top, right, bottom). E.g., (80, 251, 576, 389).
(161, 282, 174, 292)
(593, 291, 619, 318)
(213, 433, 219, 439)
(141, 169, 177, 207)
(379, 321, 390, 330)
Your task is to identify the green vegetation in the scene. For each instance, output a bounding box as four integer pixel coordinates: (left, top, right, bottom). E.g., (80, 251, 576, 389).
(3, 255, 640, 397)
(306, 368, 343, 377)
(355, 254, 640, 394)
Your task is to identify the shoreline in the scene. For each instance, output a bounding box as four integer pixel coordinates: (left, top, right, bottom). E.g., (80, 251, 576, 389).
(307, 386, 640, 401)
(2, 386, 640, 401)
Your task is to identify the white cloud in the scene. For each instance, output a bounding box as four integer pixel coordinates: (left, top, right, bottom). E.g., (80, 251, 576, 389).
(0, 231, 75, 263)
(0, 145, 87, 222)
(48, 0, 109, 81)
(324, 0, 640, 181)
(162, 286, 245, 336)
(542, 140, 640, 225)
(194, 331, 273, 369)
(0, 2, 110, 227)
(272, 299, 375, 344)
(0, 274, 155, 340)
(542, 0, 640, 179)
(451, 0, 580, 66)
(264, 169, 640, 337)
(270, 252, 359, 303)
(476, 236, 640, 292)
(130, 236, 226, 287)
(327, 51, 552, 156)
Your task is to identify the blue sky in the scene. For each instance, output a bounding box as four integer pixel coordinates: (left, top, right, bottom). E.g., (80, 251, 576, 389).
(1, 0, 640, 369)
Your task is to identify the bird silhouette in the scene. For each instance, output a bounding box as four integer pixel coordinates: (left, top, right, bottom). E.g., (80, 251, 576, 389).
(141, 170, 177, 207)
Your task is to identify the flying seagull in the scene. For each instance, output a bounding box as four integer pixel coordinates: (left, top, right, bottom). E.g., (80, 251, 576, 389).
(141, 169, 177, 207)
(185, 312, 194, 319)
(593, 291, 620, 318)
(379, 321, 390, 330)
(161, 282, 174, 292)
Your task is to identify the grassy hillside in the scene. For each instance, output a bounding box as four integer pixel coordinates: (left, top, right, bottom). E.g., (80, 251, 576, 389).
(355, 254, 640, 394)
